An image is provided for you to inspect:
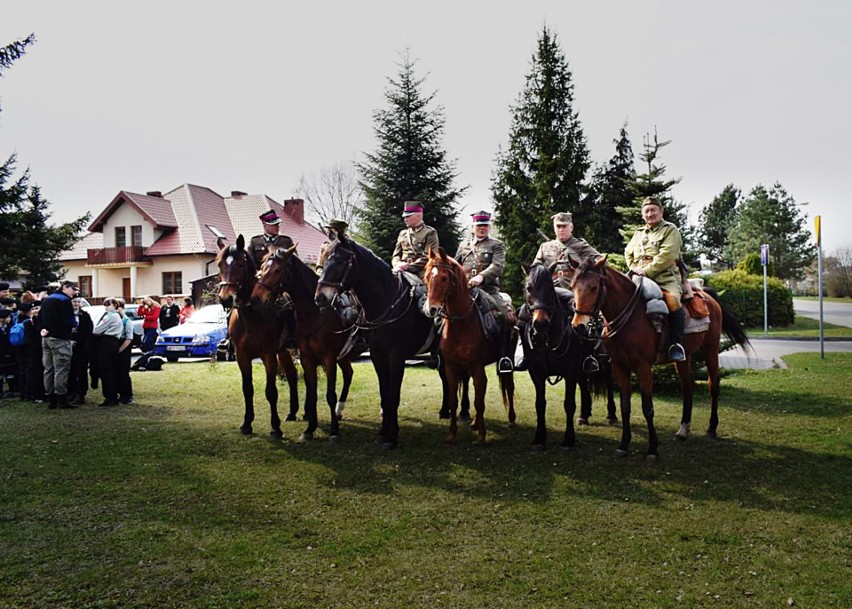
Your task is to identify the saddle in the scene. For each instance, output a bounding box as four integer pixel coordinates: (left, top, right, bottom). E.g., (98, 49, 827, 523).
(471, 288, 515, 351)
(632, 275, 710, 335)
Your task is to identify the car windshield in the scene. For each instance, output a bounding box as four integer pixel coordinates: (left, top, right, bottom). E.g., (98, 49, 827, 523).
(124, 306, 140, 319)
(185, 305, 226, 325)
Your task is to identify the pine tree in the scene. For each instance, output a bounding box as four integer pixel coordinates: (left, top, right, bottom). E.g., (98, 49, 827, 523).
(492, 26, 590, 297)
(585, 123, 634, 254)
(698, 184, 740, 269)
(1, 35, 90, 283)
(619, 129, 694, 254)
(725, 183, 814, 280)
(357, 51, 465, 261)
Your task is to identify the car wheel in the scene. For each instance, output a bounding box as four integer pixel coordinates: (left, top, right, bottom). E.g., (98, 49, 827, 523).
(166, 354, 180, 363)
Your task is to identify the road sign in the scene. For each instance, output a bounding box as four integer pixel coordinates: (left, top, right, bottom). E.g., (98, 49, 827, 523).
(814, 215, 821, 246)
(760, 244, 769, 266)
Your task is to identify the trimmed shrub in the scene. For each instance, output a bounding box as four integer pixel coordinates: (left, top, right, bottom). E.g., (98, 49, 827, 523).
(705, 269, 793, 327)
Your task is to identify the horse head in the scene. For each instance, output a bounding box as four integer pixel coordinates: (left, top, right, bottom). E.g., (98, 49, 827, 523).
(314, 233, 355, 311)
(216, 234, 255, 309)
(251, 244, 298, 306)
(525, 265, 558, 345)
(422, 246, 464, 318)
(571, 255, 608, 336)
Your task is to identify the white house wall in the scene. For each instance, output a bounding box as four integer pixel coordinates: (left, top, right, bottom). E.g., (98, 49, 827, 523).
(102, 203, 156, 247)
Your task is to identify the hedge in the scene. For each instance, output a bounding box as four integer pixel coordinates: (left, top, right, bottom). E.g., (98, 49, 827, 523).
(704, 269, 794, 327)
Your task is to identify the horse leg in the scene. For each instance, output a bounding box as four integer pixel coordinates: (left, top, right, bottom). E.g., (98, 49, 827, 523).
(279, 351, 300, 422)
(335, 358, 353, 421)
(637, 366, 658, 461)
(613, 364, 633, 458)
(444, 364, 460, 444)
(437, 356, 451, 420)
(674, 358, 694, 441)
(382, 356, 405, 450)
(578, 375, 592, 426)
(237, 352, 256, 435)
(604, 360, 619, 425)
(704, 349, 721, 438)
(471, 366, 488, 444)
(300, 359, 319, 442)
(500, 370, 516, 428)
(531, 370, 548, 451)
(459, 371, 471, 422)
(324, 356, 340, 441)
(562, 376, 578, 449)
(262, 355, 283, 439)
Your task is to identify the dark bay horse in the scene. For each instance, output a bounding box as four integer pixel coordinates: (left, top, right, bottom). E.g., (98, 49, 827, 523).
(422, 248, 516, 445)
(522, 265, 616, 451)
(571, 256, 751, 460)
(216, 235, 299, 438)
(314, 234, 444, 450)
(250, 245, 355, 442)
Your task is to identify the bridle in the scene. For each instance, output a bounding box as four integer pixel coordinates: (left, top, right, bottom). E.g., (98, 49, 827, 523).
(425, 262, 476, 321)
(573, 267, 644, 339)
(525, 276, 572, 358)
(218, 248, 254, 311)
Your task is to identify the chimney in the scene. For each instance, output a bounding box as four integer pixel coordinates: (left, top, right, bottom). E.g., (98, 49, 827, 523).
(282, 198, 304, 225)
(231, 190, 247, 198)
(146, 191, 162, 198)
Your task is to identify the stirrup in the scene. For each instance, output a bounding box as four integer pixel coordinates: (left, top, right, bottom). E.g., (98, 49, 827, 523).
(497, 356, 513, 374)
(668, 343, 686, 362)
(582, 356, 600, 374)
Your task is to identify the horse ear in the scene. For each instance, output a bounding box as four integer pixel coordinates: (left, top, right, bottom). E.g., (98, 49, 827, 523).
(521, 264, 528, 276)
(547, 261, 558, 275)
(217, 236, 227, 250)
(236, 234, 245, 251)
(594, 255, 607, 268)
(286, 243, 298, 256)
(437, 246, 448, 262)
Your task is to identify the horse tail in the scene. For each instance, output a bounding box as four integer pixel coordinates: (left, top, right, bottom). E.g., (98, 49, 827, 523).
(587, 355, 610, 398)
(703, 287, 753, 352)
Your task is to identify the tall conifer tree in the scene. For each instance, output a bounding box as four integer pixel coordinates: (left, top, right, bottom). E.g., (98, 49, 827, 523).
(698, 184, 740, 269)
(357, 51, 464, 261)
(492, 26, 590, 297)
(585, 123, 634, 254)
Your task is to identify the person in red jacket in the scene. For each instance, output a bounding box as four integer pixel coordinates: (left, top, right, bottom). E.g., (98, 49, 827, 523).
(137, 296, 161, 353)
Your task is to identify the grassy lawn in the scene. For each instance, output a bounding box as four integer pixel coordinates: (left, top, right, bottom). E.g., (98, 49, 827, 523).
(1, 355, 850, 608)
(749, 315, 852, 338)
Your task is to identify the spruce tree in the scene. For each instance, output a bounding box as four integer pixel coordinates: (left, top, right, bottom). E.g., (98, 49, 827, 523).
(585, 123, 634, 254)
(725, 183, 814, 280)
(698, 184, 740, 269)
(492, 26, 590, 297)
(1, 35, 90, 283)
(357, 51, 465, 261)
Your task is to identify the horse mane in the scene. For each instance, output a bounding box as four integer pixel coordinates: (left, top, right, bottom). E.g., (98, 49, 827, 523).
(339, 236, 394, 278)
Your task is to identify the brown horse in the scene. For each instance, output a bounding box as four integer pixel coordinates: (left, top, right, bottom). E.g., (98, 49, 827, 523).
(423, 248, 516, 444)
(571, 256, 751, 460)
(216, 235, 299, 438)
(251, 245, 356, 442)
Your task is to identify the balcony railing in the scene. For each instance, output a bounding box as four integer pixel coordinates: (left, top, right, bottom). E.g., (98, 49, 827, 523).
(87, 246, 150, 266)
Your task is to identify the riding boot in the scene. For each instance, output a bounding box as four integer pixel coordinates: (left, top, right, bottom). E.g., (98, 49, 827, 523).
(497, 325, 513, 374)
(668, 307, 686, 361)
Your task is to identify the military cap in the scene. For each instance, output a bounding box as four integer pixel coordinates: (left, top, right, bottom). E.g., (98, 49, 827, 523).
(641, 196, 663, 209)
(471, 210, 492, 225)
(551, 211, 573, 225)
(0, 309, 12, 319)
(325, 218, 349, 233)
(259, 209, 281, 225)
(0, 282, 9, 291)
(401, 201, 423, 217)
(0, 296, 15, 306)
(17, 301, 34, 313)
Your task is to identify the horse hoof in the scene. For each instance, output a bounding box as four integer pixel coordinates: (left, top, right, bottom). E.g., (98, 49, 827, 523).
(607, 418, 619, 427)
(645, 453, 659, 463)
(706, 430, 718, 439)
(445, 436, 457, 445)
(300, 432, 313, 442)
(614, 448, 629, 459)
(576, 417, 589, 427)
(507, 421, 516, 429)
(269, 431, 283, 440)
(459, 412, 471, 422)
(560, 443, 575, 451)
(438, 411, 451, 420)
(675, 431, 688, 442)
(285, 413, 297, 422)
(381, 441, 397, 450)
(531, 444, 546, 453)
(240, 426, 253, 435)
(328, 435, 340, 444)
(335, 402, 346, 418)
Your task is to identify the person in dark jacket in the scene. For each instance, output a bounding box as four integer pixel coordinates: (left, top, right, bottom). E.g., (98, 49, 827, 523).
(12, 302, 36, 400)
(0, 309, 16, 399)
(158, 296, 180, 332)
(38, 281, 78, 409)
(68, 297, 93, 405)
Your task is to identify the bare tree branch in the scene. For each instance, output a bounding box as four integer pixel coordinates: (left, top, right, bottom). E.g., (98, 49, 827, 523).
(294, 161, 363, 231)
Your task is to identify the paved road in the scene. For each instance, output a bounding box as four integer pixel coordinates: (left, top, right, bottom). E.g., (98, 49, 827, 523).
(719, 338, 852, 370)
(793, 297, 852, 328)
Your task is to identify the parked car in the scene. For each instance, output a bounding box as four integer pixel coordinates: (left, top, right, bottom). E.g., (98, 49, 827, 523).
(153, 304, 228, 362)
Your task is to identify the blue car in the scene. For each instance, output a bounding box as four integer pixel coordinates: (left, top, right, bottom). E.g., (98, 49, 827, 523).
(154, 304, 228, 362)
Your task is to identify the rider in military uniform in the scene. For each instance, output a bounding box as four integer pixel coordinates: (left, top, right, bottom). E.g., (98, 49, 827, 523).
(316, 218, 349, 275)
(249, 209, 295, 269)
(533, 211, 601, 288)
(624, 196, 686, 361)
(391, 202, 439, 279)
(455, 210, 513, 374)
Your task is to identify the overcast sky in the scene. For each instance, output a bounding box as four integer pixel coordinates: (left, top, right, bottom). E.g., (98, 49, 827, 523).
(2, 1, 850, 254)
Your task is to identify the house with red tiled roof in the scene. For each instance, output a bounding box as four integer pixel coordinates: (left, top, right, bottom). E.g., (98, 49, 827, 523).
(59, 184, 326, 301)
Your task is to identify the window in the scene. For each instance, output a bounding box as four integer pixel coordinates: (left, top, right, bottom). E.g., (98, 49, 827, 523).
(78, 276, 92, 298)
(162, 272, 182, 295)
(115, 226, 127, 248)
(131, 225, 143, 247)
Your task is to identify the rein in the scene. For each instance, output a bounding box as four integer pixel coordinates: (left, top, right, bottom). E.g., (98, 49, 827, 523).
(427, 262, 477, 321)
(576, 270, 644, 339)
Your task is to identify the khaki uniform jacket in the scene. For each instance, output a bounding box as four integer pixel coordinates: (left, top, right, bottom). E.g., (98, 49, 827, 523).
(455, 236, 505, 295)
(391, 224, 439, 278)
(624, 220, 683, 298)
(249, 233, 295, 269)
(533, 236, 601, 289)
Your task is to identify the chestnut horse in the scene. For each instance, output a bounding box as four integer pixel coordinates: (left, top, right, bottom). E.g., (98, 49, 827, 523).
(571, 256, 751, 459)
(522, 265, 616, 451)
(314, 234, 445, 450)
(216, 235, 299, 438)
(422, 248, 516, 444)
(251, 245, 356, 442)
